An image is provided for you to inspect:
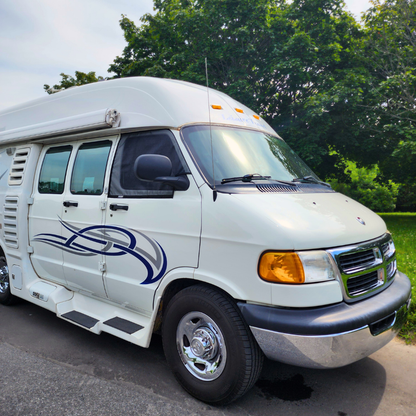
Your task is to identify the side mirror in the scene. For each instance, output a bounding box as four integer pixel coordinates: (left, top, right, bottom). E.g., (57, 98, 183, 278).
(134, 154, 190, 191)
(134, 154, 172, 181)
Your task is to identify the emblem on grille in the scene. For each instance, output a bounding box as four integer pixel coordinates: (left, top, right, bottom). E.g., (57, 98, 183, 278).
(356, 217, 366, 225)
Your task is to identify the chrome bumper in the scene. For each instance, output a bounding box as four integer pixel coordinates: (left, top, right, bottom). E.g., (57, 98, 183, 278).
(239, 271, 411, 369)
(250, 300, 410, 369)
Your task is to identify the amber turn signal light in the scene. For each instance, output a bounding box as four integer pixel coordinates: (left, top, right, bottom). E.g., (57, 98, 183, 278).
(259, 252, 305, 284)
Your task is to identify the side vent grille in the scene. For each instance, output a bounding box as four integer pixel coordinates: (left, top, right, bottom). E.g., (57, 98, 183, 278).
(257, 184, 300, 193)
(3, 197, 19, 248)
(256, 183, 335, 193)
(8, 147, 30, 186)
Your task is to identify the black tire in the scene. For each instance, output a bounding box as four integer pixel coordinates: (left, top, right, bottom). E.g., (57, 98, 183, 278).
(0, 256, 16, 306)
(162, 284, 263, 405)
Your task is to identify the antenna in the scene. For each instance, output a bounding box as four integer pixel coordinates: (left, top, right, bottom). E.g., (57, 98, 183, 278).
(205, 57, 217, 202)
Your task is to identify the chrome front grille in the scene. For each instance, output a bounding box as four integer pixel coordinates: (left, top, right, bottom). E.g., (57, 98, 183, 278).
(346, 270, 380, 296)
(329, 234, 397, 301)
(339, 249, 377, 273)
(386, 259, 397, 281)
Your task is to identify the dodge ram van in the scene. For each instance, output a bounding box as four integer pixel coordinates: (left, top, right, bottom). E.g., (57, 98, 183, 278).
(0, 77, 411, 404)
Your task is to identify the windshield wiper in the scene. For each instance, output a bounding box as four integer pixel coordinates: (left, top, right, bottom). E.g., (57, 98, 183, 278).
(221, 174, 271, 184)
(270, 179, 297, 186)
(293, 176, 332, 188)
(221, 174, 297, 187)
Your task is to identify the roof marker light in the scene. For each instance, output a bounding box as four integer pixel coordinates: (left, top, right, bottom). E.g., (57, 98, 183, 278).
(253, 115, 260, 120)
(211, 105, 222, 110)
(235, 108, 244, 113)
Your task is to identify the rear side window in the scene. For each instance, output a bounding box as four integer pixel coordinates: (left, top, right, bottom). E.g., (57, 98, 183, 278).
(109, 130, 189, 198)
(70, 141, 112, 195)
(38, 146, 72, 194)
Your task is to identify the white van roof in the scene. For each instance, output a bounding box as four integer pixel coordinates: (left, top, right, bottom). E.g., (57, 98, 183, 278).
(0, 77, 276, 145)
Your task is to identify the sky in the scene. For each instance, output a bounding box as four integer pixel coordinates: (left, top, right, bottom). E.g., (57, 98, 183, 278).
(0, 0, 370, 112)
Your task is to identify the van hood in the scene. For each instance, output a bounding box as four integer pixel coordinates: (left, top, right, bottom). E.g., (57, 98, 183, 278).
(230, 191, 387, 250)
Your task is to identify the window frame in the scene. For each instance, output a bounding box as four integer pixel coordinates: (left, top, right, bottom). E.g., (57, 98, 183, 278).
(38, 145, 72, 195)
(108, 130, 190, 199)
(69, 140, 112, 196)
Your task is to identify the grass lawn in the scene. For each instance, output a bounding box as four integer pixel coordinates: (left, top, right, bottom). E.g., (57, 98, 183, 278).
(379, 213, 416, 343)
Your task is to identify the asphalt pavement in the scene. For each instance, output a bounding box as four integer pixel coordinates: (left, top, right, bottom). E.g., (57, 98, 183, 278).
(1, 300, 415, 416)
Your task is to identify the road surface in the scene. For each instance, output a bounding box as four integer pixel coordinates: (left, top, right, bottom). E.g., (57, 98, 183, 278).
(1, 300, 415, 416)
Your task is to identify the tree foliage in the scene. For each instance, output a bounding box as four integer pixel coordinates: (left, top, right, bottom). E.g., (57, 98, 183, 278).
(44, 0, 416, 206)
(44, 71, 105, 94)
(361, 0, 416, 186)
(330, 162, 399, 212)
(109, 0, 363, 179)
(363, 0, 416, 126)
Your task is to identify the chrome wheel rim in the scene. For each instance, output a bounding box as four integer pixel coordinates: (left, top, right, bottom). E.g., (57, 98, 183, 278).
(176, 311, 227, 381)
(0, 258, 9, 294)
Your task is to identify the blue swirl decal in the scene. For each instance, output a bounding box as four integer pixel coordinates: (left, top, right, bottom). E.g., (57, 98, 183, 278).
(33, 219, 167, 285)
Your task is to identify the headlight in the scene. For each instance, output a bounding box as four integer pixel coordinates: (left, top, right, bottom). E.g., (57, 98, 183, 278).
(258, 251, 337, 284)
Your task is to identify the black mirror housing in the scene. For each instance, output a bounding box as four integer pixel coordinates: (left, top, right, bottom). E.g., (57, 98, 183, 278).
(134, 154, 190, 191)
(134, 154, 172, 181)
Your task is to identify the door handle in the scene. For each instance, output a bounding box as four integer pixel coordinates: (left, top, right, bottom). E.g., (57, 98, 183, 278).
(109, 203, 129, 211)
(63, 201, 78, 207)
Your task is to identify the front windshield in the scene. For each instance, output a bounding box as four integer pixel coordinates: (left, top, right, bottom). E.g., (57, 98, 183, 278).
(181, 125, 318, 186)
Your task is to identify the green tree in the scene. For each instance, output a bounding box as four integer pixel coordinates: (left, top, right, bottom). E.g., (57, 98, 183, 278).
(363, 0, 416, 127)
(330, 162, 399, 212)
(44, 71, 105, 94)
(361, 0, 416, 186)
(44, 0, 416, 203)
(299, 0, 416, 209)
(109, 0, 362, 179)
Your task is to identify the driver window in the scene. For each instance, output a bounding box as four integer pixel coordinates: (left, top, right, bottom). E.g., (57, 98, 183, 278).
(109, 130, 188, 198)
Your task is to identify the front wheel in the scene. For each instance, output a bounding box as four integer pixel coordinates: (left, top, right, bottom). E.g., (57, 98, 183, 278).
(162, 285, 263, 405)
(0, 256, 16, 306)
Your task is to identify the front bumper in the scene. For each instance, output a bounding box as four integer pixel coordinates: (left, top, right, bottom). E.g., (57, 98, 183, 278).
(238, 271, 411, 369)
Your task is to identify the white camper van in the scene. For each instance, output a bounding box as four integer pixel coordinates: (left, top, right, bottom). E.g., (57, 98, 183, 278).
(0, 77, 411, 404)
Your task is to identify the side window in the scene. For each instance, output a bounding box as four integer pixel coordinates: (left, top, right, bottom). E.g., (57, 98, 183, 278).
(38, 146, 72, 194)
(109, 130, 189, 198)
(70, 141, 112, 195)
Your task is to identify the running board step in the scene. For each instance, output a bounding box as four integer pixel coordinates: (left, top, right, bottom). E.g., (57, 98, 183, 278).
(61, 312, 143, 334)
(103, 317, 143, 334)
(61, 311, 99, 329)
(57, 292, 154, 348)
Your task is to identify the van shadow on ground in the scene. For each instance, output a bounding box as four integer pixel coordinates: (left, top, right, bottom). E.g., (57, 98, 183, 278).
(237, 356, 386, 416)
(1, 300, 387, 416)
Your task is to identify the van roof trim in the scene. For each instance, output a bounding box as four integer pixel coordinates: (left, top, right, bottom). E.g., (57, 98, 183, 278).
(0, 77, 275, 146)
